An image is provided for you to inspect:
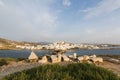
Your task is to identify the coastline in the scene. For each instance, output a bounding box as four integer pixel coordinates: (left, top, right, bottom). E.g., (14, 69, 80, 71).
(1, 48, 120, 50)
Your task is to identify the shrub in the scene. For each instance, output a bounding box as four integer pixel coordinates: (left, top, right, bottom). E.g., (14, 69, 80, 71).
(0, 59, 8, 66)
(17, 58, 26, 61)
(0, 58, 17, 66)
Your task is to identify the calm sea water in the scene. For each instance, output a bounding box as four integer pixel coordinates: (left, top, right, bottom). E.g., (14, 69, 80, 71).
(0, 50, 53, 58)
(0, 49, 120, 58)
(65, 49, 120, 56)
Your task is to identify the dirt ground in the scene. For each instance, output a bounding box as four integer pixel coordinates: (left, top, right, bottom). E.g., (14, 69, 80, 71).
(99, 60, 120, 77)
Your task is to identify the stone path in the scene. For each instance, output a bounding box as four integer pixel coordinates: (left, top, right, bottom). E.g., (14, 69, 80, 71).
(0, 62, 42, 79)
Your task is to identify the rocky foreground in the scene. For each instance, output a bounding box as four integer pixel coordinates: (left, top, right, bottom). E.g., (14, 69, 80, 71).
(0, 56, 120, 79)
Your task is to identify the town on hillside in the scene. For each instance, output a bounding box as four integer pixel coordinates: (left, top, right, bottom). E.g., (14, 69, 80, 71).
(0, 38, 120, 50)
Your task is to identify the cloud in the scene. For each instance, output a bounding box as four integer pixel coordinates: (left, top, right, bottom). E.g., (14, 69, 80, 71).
(0, 0, 58, 41)
(0, 0, 120, 43)
(62, 0, 71, 7)
(80, 26, 120, 44)
(35, 12, 57, 28)
(0, 0, 4, 7)
(84, 0, 120, 19)
(84, 28, 96, 34)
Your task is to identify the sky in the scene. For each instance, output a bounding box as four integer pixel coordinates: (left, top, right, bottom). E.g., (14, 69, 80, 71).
(0, 0, 120, 44)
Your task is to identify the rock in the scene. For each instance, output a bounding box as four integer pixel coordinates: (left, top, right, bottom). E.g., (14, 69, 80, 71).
(73, 53, 77, 59)
(83, 55, 90, 61)
(77, 56, 84, 62)
(50, 55, 59, 63)
(62, 54, 70, 62)
(90, 54, 96, 58)
(38, 56, 48, 63)
(91, 57, 103, 63)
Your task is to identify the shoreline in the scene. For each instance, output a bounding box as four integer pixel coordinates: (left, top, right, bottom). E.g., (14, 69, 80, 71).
(1, 48, 120, 50)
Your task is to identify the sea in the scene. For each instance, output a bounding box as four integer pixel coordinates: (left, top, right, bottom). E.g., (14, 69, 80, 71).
(0, 49, 120, 58)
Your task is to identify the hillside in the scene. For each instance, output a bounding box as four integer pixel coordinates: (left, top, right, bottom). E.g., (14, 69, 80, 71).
(0, 38, 40, 50)
(0, 38, 16, 49)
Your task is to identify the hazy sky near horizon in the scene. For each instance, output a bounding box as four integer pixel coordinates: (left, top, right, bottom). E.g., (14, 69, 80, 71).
(0, 0, 120, 43)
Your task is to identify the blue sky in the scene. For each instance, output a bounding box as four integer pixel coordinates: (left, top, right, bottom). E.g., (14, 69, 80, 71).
(0, 0, 120, 44)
